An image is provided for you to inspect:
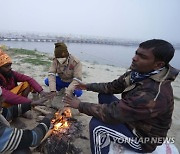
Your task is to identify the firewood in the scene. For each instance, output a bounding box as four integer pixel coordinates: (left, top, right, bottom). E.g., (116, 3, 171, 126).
(33, 106, 52, 115)
(41, 129, 53, 143)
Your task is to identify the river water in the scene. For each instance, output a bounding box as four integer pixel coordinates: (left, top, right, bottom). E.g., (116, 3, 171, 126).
(0, 41, 179, 69)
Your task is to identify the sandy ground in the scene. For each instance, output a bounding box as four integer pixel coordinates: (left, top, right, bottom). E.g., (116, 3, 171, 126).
(7, 50, 180, 153)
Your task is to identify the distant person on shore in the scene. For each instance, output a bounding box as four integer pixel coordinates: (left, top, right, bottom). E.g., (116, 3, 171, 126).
(63, 39, 179, 153)
(0, 87, 54, 154)
(44, 42, 83, 98)
(0, 49, 51, 108)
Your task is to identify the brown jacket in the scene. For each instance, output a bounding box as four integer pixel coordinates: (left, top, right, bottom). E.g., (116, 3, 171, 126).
(48, 54, 82, 96)
(78, 65, 179, 152)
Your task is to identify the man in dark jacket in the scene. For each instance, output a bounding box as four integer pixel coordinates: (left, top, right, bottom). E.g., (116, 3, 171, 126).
(63, 39, 179, 153)
(0, 87, 54, 153)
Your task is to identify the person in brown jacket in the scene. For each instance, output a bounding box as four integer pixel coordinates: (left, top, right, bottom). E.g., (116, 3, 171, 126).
(44, 43, 83, 98)
(63, 39, 179, 153)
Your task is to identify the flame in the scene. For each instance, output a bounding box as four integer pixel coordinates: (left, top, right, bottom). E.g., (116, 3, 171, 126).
(54, 122, 63, 130)
(51, 108, 72, 133)
(64, 121, 69, 127)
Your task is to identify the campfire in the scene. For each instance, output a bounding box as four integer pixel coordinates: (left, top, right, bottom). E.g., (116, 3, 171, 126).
(52, 107, 72, 133)
(36, 107, 84, 154)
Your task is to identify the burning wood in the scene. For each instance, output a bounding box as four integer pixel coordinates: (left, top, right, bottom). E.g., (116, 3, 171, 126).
(51, 107, 72, 133)
(36, 107, 84, 154)
(41, 107, 72, 143)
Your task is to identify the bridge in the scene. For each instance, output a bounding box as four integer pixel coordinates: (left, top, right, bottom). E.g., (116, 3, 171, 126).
(0, 35, 139, 47)
(1, 34, 179, 49)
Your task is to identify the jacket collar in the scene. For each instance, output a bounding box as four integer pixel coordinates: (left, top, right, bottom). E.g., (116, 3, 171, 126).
(150, 65, 179, 82)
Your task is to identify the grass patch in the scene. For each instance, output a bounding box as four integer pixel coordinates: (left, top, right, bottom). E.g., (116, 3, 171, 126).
(20, 58, 51, 66)
(9, 48, 46, 58)
(7, 48, 51, 66)
(13, 48, 37, 55)
(3, 47, 51, 71)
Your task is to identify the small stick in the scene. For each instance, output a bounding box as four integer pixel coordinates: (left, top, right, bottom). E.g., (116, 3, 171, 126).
(41, 129, 53, 143)
(33, 106, 51, 115)
(31, 128, 54, 151)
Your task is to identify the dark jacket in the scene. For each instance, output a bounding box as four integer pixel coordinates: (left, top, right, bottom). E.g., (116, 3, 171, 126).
(0, 70, 43, 104)
(78, 65, 179, 152)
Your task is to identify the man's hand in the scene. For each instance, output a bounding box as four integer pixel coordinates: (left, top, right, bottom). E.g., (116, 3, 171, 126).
(40, 91, 56, 100)
(62, 95, 81, 109)
(49, 91, 57, 99)
(31, 97, 48, 106)
(73, 78, 87, 90)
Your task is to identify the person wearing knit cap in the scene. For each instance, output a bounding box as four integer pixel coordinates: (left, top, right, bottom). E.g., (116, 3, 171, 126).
(0, 49, 51, 107)
(0, 87, 54, 153)
(44, 42, 83, 98)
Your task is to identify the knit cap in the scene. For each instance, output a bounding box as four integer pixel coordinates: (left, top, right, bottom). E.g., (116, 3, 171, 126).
(0, 49, 12, 67)
(54, 43, 69, 58)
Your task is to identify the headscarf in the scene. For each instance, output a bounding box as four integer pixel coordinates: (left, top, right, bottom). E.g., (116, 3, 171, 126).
(0, 49, 12, 67)
(130, 67, 164, 83)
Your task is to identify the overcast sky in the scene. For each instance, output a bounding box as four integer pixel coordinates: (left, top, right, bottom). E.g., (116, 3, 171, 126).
(0, 0, 180, 43)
